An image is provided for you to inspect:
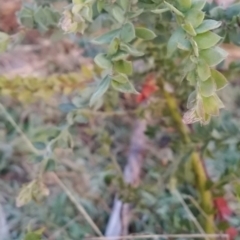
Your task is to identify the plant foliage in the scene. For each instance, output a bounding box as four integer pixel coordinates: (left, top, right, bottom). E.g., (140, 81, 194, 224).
(1, 0, 240, 239)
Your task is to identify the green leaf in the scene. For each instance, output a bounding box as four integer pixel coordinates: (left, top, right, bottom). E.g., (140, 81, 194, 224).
(196, 98, 205, 119)
(92, 28, 121, 44)
(113, 59, 132, 75)
(164, 1, 184, 17)
(94, 53, 112, 69)
(184, 58, 195, 72)
(24, 232, 42, 240)
(190, 39, 199, 57)
(73, 0, 83, 4)
(90, 75, 111, 107)
(0, 32, 9, 53)
(210, 6, 225, 21)
(226, 3, 240, 19)
(199, 77, 216, 97)
(194, 31, 221, 49)
(177, 39, 191, 51)
(120, 42, 144, 56)
(135, 27, 156, 40)
(107, 38, 120, 56)
(186, 70, 197, 86)
(24, 228, 45, 240)
(17, 5, 35, 29)
(85, 0, 95, 4)
(112, 5, 125, 23)
(111, 51, 129, 61)
(197, 60, 211, 81)
(127, 9, 144, 18)
(119, 0, 128, 11)
(187, 90, 197, 109)
(182, 22, 196, 36)
(36, 6, 60, 27)
(199, 47, 228, 67)
(34, 6, 51, 30)
(97, 0, 105, 12)
(72, 4, 83, 14)
(179, 0, 192, 10)
(190, 55, 198, 64)
(229, 30, 240, 46)
(81, 6, 93, 22)
(202, 113, 211, 125)
(111, 74, 138, 94)
(151, 8, 169, 14)
(19, 16, 35, 29)
(120, 22, 136, 43)
(167, 28, 186, 57)
(195, 20, 221, 34)
(111, 73, 128, 83)
(202, 94, 224, 116)
(192, 0, 206, 10)
(195, 99, 211, 124)
(211, 69, 228, 90)
(185, 9, 204, 28)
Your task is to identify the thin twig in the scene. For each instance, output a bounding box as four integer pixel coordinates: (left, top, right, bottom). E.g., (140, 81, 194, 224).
(0, 103, 40, 155)
(173, 189, 207, 239)
(52, 173, 103, 237)
(85, 233, 229, 240)
(182, 194, 216, 229)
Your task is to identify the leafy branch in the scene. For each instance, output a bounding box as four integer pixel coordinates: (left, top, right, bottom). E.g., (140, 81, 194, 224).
(150, 0, 228, 125)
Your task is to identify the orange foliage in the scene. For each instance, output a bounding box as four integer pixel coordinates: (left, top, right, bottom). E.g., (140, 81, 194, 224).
(136, 73, 158, 103)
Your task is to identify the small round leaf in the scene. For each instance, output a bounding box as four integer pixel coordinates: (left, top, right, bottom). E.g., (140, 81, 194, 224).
(199, 77, 216, 97)
(185, 9, 204, 28)
(211, 69, 228, 90)
(135, 27, 156, 40)
(197, 60, 211, 81)
(113, 60, 132, 75)
(94, 53, 112, 69)
(194, 31, 221, 49)
(199, 47, 228, 67)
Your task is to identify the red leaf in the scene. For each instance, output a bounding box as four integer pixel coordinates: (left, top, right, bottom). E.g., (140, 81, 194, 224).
(214, 197, 232, 220)
(136, 73, 158, 103)
(214, 198, 238, 239)
(136, 94, 144, 103)
(226, 227, 238, 240)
